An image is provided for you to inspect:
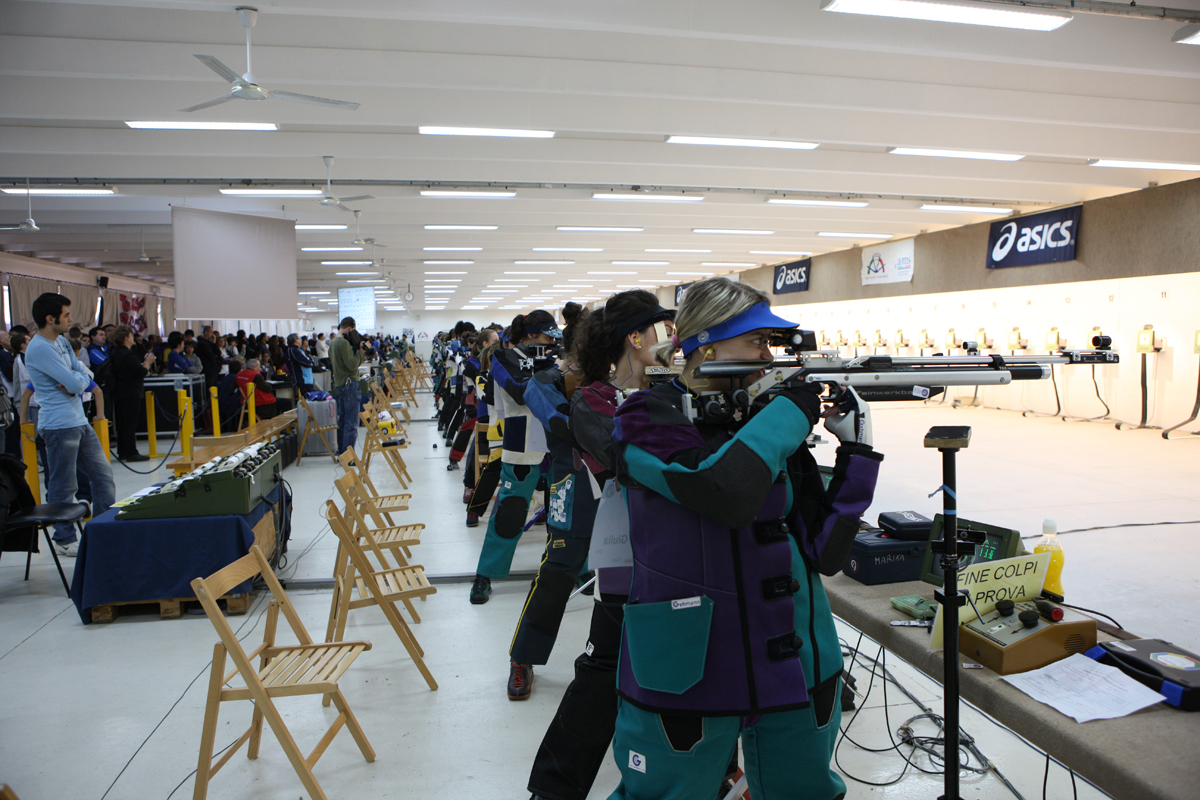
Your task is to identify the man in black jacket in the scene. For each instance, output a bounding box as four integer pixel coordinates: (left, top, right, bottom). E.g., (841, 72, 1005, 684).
(108, 325, 156, 462)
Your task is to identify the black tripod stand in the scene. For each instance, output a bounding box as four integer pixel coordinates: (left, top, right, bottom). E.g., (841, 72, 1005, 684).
(924, 425, 986, 800)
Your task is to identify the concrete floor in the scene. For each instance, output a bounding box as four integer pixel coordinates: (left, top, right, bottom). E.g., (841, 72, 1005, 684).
(3, 395, 1196, 800)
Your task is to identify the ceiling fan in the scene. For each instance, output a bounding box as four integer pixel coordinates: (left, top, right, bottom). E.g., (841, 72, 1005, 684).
(351, 210, 386, 247)
(182, 7, 360, 113)
(0, 179, 74, 232)
(137, 228, 162, 262)
(318, 156, 372, 212)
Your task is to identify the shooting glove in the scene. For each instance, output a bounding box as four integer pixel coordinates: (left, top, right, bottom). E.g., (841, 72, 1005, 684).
(823, 386, 873, 447)
(778, 382, 824, 427)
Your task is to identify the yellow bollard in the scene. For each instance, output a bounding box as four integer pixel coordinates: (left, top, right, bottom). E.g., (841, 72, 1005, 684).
(210, 386, 221, 438)
(21, 422, 40, 504)
(183, 395, 194, 454)
(177, 389, 192, 456)
(93, 418, 111, 462)
(248, 390, 257, 427)
(145, 390, 158, 458)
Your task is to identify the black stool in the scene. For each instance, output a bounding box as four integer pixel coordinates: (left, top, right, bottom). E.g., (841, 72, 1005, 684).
(3, 503, 88, 597)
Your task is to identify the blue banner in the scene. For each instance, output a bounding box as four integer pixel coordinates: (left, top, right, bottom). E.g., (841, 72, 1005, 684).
(986, 206, 1081, 269)
(772, 258, 811, 294)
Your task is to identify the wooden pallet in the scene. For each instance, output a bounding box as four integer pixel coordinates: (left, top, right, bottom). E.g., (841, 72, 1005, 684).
(90, 592, 251, 623)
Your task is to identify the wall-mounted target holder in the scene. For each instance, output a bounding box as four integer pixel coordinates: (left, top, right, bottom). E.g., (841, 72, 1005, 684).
(1162, 328, 1200, 439)
(1118, 324, 1163, 431)
(1008, 327, 1027, 352)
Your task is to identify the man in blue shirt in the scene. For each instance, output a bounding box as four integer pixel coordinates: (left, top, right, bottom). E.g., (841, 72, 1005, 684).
(26, 293, 116, 557)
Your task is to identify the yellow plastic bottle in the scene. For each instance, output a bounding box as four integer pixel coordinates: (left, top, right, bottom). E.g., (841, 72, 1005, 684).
(1034, 518, 1065, 598)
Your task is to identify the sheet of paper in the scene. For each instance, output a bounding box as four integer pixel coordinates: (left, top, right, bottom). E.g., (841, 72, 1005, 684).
(112, 485, 157, 507)
(1002, 653, 1165, 723)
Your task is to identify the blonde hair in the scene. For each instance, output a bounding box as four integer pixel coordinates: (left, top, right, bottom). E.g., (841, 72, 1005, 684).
(652, 277, 769, 367)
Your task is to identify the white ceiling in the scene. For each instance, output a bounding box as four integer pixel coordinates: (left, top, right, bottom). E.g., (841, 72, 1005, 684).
(2, 0, 1198, 313)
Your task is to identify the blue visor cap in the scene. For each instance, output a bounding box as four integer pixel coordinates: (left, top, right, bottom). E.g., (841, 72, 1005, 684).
(526, 321, 563, 339)
(679, 302, 797, 356)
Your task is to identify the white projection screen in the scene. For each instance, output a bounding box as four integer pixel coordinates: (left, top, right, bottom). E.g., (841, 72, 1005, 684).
(172, 205, 297, 320)
(338, 286, 376, 330)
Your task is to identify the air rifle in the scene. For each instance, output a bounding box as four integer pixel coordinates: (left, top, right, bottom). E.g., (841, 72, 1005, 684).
(693, 329, 1118, 403)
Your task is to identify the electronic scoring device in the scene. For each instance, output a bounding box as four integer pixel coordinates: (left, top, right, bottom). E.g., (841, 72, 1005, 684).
(959, 599, 1097, 675)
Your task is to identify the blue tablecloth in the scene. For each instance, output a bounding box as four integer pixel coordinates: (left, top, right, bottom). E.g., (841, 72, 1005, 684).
(70, 484, 289, 624)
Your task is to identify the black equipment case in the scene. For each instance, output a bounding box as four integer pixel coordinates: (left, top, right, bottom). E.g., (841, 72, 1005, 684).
(1086, 639, 1200, 711)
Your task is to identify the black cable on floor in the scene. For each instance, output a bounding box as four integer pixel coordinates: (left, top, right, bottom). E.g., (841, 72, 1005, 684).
(1021, 519, 1200, 539)
(100, 592, 274, 800)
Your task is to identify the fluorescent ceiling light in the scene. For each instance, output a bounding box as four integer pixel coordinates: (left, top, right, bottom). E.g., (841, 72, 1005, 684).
(424, 271, 468, 275)
(489, 284, 528, 289)
(327, 262, 375, 267)
(1173, 24, 1200, 44)
(588, 271, 637, 275)
(612, 261, 668, 266)
(818, 231, 894, 239)
(702, 262, 755, 268)
(317, 299, 338, 303)
(514, 261, 574, 266)
(920, 204, 1013, 214)
(297, 307, 319, 312)
(346, 279, 386, 283)
(751, 251, 812, 256)
(592, 192, 705, 203)
(637, 279, 663, 283)
(533, 248, 603, 252)
(768, 198, 868, 208)
(554, 284, 592, 288)
(646, 249, 711, 253)
(426, 289, 457, 293)
(296, 224, 347, 230)
(889, 147, 1024, 161)
(424, 260, 475, 265)
(668, 271, 715, 276)
(500, 305, 525, 309)
(424, 279, 462, 283)
(301, 247, 363, 252)
(556, 226, 643, 232)
(667, 135, 818, 150)
(615, 285, 648, 289)
(219, 188, 323, 197)
(821, 0, 1070, 30)
(336, 272, 379, 276)
(569, 278, 607, 282)
(420, 190, 517, 198)
(419, 126, 555, 138)
(1088, 159, 1200, 171)
(481, 289, 518, 293)
(425, 306, 446, 310)
(494, 279, 535, 283)
(461, 306, 489, 310)
(693, 228, 774, 235)
(506, 271, 556, 275)
(2, 187, 115, 196)
(125, 120, 278, 131)
(298, 291, 331, 295)
(424, 225, 498, 231)
(424, 247, 482, 251)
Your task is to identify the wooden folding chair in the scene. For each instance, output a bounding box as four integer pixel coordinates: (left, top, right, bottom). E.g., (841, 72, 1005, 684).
(323, 501, 437, 691)
(371, 382, 411, 430)
(297, 395, 338, 465)
(357, 408, 408, 475)
(333, 472, 423, 567)
(338, 447, 410, 525)
(473, 422, 489, 485)
(190, 545, 374, 800)
(236, 382, 250, 432)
